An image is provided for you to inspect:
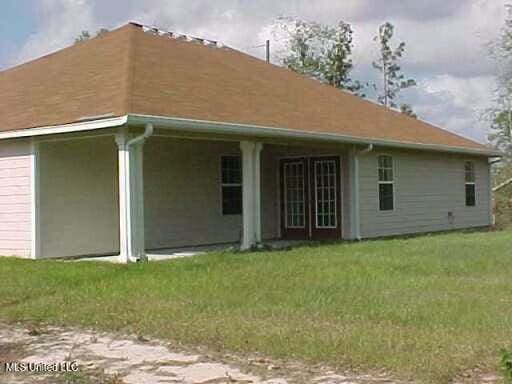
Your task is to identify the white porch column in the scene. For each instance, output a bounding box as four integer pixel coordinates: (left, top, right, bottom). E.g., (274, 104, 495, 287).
(254, 142, 263, 243)
(30, 139, 40, 259)
(240, 141, 263, 250)
(116, 133, 146, 263)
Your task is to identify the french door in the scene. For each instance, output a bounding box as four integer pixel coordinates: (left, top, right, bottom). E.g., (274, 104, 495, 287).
(280, 156, 341, 240)
(280, 158, 309, 239)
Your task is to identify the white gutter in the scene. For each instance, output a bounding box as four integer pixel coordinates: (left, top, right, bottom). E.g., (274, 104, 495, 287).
(0, 113, 501, 157)
(353, 144, 374, 240)
(0, 116, 128, 139)
(127, 114, 502, 157)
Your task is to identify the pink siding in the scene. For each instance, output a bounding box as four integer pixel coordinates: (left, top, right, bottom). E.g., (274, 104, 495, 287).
(0, 140, 32, 258)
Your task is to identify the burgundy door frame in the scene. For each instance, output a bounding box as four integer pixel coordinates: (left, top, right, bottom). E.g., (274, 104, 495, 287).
(280, 156, 342, 241)
(279, 158, 310, 240)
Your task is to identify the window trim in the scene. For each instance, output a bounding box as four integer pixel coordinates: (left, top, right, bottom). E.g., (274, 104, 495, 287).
(220, 154, 243, 216)
(464, 160, 477, 207)
(377, 154, 395, 212)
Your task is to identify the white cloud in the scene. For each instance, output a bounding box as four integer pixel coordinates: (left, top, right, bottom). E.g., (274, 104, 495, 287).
(11, 0, 96, 65)
(406, 75, 497, 141)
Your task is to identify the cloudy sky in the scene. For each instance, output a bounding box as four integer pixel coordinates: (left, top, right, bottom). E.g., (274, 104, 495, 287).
(0, 0, 508, 143)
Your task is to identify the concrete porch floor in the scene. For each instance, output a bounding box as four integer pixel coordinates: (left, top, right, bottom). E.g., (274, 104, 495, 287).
(78, 239, 308, 263)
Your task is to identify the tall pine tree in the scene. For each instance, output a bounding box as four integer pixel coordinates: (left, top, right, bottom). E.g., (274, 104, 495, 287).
(372, 22, 416, 111)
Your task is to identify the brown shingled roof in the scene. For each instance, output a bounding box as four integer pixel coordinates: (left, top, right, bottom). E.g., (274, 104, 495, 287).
(0, 22, 491, 153)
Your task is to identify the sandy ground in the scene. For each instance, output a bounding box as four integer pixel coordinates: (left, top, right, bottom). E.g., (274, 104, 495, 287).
(0, 322, 501, 384)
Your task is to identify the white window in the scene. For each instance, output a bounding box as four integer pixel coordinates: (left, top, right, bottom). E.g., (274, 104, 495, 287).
(220, 156, 242, 215)
(378, 155, 394, 211)
(465, 161, 476, 207)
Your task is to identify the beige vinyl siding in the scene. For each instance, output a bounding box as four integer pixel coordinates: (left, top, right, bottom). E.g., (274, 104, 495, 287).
(144, 138, 282, 248)
(144, 138, 243, 249)
(39, 136, 119, 258)
(261, 149, 279, 240)
(143, 139, 352, 249)
(358, 149, 491, 238)
(0, 139, 32, 257)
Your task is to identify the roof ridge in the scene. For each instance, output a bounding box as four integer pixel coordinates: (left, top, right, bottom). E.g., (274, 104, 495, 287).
(129, 21, 226, 48)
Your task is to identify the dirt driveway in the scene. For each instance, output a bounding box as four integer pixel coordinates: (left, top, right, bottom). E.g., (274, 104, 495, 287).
(0, 323, 501, 384)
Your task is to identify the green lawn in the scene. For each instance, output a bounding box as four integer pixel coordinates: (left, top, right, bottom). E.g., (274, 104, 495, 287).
(1, 230, 512, 383)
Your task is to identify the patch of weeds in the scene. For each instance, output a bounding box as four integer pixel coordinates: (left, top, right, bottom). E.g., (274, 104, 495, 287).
(28, 327, 43, 336)
(54, 368, 124, 384)
(501, 348, 512, 383)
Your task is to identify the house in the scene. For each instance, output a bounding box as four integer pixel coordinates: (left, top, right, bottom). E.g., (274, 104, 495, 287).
(0, 23, 499, 262)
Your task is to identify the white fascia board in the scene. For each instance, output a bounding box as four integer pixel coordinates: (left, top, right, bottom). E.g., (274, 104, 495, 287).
(0, 116, 128, 140)
(127, 114, 502, 157)
(0, 113, 501, 157)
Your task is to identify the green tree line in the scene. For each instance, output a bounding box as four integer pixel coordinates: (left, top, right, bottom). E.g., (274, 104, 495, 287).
(272, 17, 417, 117)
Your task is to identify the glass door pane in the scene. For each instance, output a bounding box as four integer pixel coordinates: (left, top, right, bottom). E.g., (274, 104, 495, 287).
(314, 160, 337, 228)
(284, 162, 305, 228)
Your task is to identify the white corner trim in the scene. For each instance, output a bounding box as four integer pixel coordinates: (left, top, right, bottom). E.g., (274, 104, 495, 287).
(0, 116, 128, 140)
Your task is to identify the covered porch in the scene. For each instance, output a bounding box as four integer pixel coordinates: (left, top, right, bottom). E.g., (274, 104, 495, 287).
(32, 124, 354, 262)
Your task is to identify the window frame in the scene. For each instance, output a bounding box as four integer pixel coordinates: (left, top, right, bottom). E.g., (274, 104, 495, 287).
(219, 155, 243, 216)
(377, 154, 395, 212)
(464, 160, 477, 207)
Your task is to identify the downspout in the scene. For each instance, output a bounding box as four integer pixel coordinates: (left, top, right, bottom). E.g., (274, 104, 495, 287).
(123, 123, 154, 263)
(353, 144, 374, 240)
(127, 122, 154, 147)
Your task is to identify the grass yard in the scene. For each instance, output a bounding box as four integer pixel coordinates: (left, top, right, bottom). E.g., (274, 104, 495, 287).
(1, 230, 512, 383)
